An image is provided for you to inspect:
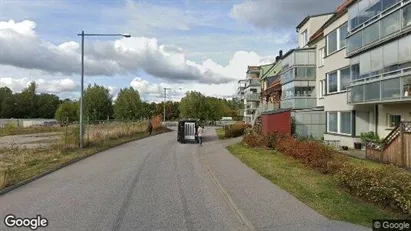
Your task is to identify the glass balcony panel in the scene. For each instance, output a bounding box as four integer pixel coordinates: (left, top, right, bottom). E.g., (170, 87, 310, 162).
(351, 85, 364, 103)
(382, 78, 401, 99)
(364, 81, 380, 101)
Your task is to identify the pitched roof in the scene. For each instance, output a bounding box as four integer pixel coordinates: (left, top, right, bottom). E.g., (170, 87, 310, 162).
(296, 12, 334, 30)
(307, 0, 353, 45)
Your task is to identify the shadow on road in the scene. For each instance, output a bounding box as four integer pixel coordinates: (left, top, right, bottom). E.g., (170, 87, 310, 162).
(203, 135, 219, 143)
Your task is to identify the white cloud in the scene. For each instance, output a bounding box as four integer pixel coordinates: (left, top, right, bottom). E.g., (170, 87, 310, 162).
(230, 0, 341, 30)
(0, 19, 234, 84)
(0, 77, 79, 93)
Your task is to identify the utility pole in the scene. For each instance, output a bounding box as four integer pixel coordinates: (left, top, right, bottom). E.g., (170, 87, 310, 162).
(163, 88, 167, 123)
(80, 31, 84, 149)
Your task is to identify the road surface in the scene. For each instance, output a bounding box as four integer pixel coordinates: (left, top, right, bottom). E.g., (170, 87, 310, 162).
(0, 128, 370, 231)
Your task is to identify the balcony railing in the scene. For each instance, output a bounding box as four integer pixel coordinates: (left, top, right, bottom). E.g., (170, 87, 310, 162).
(280, 97, 316, 109)
(347, 67, 411, 104)
(245, 79, 260, 88)
(246, 93, 260, 102)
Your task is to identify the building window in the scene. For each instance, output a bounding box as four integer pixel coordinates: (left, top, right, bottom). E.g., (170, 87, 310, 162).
(387, 114, 401, 128)
(302, 29, 308, 46)
(347, 31, 362, 53)
(339, 23, 348, 48)
(319, 47, 324, 66)
(327, 71, 338, 93)
(326, 67, 350, 94)
(381, 10, 401, 38)
(404, 3, 411, 28)
(327, 30, 338, 54)
(340, 112, 352, 135)
(327, 111, 352, 135)
(319, 80, 324, 98)
(326, 22, 348, 55)
(363, 22, 379, 45)
(340, 67, 350, 90)
(327, 112, 338, 133)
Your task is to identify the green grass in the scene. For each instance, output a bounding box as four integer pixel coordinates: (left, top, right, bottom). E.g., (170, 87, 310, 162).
(227, 143, 405, 227)
(216, 128, 226, 140)
(0, 128, 171, 191)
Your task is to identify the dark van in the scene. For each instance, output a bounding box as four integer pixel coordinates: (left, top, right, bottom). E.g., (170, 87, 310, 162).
(177, 119, 200, 143)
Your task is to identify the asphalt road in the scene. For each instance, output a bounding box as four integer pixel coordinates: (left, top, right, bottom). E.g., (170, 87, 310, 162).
(0, 128, 370, 231)
(0, 129, 245, 231)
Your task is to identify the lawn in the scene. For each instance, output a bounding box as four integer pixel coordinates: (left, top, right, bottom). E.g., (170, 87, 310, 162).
(227, 143, 406, 227)
(216, 128, 226, 140)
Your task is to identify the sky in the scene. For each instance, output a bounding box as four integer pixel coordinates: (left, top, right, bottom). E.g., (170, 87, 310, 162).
(0, 0, 343, 103)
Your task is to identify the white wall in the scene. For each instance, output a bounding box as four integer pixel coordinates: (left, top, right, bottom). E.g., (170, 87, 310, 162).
(298, 14, 333, 48)
(377, 102, 411, 138)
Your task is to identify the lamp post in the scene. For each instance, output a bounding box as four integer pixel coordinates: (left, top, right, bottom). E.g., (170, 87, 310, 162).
(77, 31, 131, 148)
(163, 87, 182, 123)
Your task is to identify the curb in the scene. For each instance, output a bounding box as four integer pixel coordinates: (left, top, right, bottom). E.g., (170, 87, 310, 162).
(0, 129, 172, 196)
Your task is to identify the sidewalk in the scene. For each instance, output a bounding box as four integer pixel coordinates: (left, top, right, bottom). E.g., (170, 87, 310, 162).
(199, 128, 370, 231)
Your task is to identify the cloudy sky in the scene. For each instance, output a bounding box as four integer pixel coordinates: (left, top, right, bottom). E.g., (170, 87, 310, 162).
(0, 0, 342, 102)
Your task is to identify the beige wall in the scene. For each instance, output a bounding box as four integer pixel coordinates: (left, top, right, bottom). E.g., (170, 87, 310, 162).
(324, 134, 360, 148)
(315, 38, 326, 107)
(323, 13, 348, 37)
(323, 93, 353, 111)
(298, 14, 333, 48)
(377, 103, 411, 138)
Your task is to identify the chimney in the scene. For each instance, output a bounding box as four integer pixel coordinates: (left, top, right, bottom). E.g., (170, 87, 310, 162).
(279, 50, 283, 58)
(275, 56, 279, 62)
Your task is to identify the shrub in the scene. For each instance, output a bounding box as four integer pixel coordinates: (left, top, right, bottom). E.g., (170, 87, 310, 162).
(152, 115, 162, 130)
(336, 163, 411, 216)
(243, 129, 268, 148)
(224, 123, 247, 138)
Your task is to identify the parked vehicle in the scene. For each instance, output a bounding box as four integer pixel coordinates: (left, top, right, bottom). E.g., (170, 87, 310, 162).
(177, 119, 200, 143)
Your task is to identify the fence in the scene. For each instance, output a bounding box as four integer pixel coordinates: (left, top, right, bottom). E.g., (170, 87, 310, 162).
(365, 121, 411, 169)
(0, 118, 59, 128)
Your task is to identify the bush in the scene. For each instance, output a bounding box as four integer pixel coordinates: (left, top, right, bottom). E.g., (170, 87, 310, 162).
(243, 129, 268, 148)
(151, 115, 162, 130)
(336, 163, 411, 216)
(224, 123, 247, 138)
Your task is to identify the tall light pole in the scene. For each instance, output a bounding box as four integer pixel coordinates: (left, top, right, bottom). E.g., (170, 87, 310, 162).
(163, 87, 182, 123)
(77, 31, 131, 148)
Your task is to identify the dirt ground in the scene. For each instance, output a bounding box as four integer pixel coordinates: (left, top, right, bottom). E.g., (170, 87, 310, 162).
(0, 132, 60, 149)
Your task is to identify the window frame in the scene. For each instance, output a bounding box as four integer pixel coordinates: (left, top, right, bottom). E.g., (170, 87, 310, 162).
(326, 66, 350, 94)
(302, 29, 308, 46)
(387, 114, 401, 128)
(327, 111, 353, 135)
(326, 22, 348, 56)
(318, 47, 325, 66)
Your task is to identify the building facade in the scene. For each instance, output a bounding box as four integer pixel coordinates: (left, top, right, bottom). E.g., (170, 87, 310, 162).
(238, 66, 261, 124)
(345, 0, 411, 141)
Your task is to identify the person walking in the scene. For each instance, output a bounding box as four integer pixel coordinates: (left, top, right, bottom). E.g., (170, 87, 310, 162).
(197, 125, 204, 146)
(148, 120, 153, 136)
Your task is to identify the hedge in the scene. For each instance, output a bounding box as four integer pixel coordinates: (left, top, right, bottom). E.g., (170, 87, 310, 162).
(242, 130, 411, 216)
(224, 123, 248, 138)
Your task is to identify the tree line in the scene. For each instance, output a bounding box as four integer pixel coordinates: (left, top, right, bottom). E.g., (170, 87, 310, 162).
(0, 81, 241, 123)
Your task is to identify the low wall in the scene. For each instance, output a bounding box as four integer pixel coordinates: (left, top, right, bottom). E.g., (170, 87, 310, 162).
(262, 110, 291, 136)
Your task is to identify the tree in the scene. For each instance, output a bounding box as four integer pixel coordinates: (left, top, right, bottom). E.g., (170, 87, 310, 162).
(1, 94, 17, 118)
(15, 82, 38, 118)
(55, 101, 79, 123)
(36, 93, 60, 118)
(0, 87, 13, 117)
(83, 84, 113, 121)
(114, 87, 142, 120)
(179, 91, 209, 120)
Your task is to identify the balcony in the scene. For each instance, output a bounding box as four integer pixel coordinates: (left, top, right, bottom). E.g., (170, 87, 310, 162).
(347, 67, 411, 104)
(245, 93, 260, 102)
(245, 78, 260, 88)
(280, 97, 317, 109)
(263, 102, 280, 112)
(281, 48, 316, 70)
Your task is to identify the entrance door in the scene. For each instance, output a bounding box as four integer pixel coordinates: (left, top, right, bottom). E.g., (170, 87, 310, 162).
(184, 122, 196, 140)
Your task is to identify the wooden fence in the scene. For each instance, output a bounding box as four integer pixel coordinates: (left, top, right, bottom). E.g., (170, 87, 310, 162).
(365, 122, 411, 169)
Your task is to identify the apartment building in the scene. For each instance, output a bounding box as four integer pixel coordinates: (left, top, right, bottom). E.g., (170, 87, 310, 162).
(344, 0, 411, 142)
(239, 66, 261, 124)
(260, 51, 283, 111)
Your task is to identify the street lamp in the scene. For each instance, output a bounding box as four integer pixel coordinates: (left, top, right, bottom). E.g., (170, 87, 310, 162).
(163, 87, 182, 123)
(77, 31, 131, 148)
